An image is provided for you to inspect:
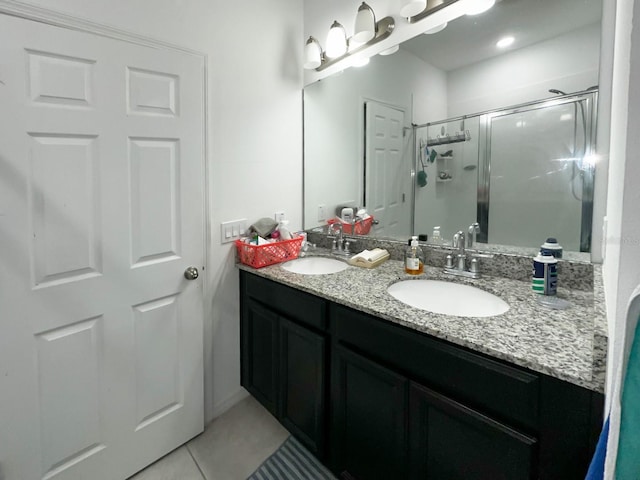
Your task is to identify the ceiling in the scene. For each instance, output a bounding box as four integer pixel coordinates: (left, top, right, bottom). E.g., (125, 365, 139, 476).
(401, 0, 602, 72)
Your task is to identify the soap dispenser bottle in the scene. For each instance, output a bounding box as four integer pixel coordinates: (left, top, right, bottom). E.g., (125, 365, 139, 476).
(405, 236, 425, 275)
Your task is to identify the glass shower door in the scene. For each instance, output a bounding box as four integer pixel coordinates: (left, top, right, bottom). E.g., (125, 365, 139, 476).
(482, 97, 594, 251)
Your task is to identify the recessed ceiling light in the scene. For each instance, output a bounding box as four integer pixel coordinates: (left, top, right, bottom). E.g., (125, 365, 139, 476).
(496, 36, 515, 49)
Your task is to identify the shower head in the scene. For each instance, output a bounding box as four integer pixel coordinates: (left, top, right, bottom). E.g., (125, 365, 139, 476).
(549, 89, 567, 95)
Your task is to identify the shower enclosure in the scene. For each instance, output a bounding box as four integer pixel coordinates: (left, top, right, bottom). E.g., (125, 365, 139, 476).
(414, 90, 597, 252)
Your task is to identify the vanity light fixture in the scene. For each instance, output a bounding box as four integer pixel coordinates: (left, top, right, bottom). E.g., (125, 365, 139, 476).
(353, 2, 376, 43)
(304, 4, 395, 72)
(466, 0, 496, 15)
(304, 36, 322, 69)
(496, 36, 514, 48)
(326, 21, 348, 59)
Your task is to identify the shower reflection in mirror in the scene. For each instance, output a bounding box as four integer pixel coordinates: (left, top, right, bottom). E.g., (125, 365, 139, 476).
(413, 88, 597, 252)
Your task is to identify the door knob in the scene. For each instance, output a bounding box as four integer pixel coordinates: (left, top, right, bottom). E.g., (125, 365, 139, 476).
(184, 266, 199, 280)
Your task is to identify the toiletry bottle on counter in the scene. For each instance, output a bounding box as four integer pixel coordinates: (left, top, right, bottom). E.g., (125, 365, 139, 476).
(277, 220, 292, 240)
(431, 226, 442, 245)
(540, 237, 563, 258)
(341, 207, 354, 223)
(532, 253, 558, 295)
(405, 236, 425, 275)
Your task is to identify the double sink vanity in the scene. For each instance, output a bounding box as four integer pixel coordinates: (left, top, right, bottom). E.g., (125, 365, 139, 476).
(238, 236, 606, 480)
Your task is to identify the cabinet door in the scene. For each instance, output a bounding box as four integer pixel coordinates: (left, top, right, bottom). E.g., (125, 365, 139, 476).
(331, 345, 408, 480)
(241, 299, 279, 415)
(279, 318, 327, 458)
(409, 382, 537, 480)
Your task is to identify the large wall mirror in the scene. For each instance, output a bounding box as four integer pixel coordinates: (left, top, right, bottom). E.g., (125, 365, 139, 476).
(303, 0, 603, 255)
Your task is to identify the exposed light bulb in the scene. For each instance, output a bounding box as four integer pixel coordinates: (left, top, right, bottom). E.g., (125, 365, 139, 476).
(353, 2, 376, 43)
(326, 21, 348, 59)
(303, 36, 322, 70)
(466, 0, 496, 15)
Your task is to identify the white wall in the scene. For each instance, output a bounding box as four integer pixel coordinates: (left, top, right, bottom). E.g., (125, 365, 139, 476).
(20, 0, 303, 423)
(447, 23, 601, 117)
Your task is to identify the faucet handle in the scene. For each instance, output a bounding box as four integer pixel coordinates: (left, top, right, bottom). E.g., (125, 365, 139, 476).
(453, 231, 465, 249)
(470, 258, 479, 274)
(467, 222, 480, 248)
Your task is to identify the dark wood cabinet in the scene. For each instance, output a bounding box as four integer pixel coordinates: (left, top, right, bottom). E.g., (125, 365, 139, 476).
(239, 271, 603, 480)
(240, 272, 328, 457)
(279, 317, 326, 457)
(331, 345, 408, 480)
(409, 382, 537, 480)
(241, 298, 279, 415)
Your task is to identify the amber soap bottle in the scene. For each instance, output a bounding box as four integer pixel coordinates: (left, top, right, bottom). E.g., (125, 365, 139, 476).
(405, 236, 425, 275)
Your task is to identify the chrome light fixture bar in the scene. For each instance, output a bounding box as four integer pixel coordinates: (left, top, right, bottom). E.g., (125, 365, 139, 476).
(406, 0, 459, 24)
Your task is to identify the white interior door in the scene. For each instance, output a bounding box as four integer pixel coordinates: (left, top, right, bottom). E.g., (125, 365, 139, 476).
(365, 101, 410, 238)
(0, 14, 205, 480)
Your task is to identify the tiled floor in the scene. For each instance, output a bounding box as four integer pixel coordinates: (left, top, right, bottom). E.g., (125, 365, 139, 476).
(128, 396, 289, 480)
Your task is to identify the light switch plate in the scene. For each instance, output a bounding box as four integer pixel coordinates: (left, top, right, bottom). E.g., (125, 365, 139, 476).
(274, 211, 286, 223)
(317, 204, 326, 222)
(220, 218, 247, 244)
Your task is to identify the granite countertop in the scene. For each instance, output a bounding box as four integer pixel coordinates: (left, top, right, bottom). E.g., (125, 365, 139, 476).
(238, 252, 607, 393)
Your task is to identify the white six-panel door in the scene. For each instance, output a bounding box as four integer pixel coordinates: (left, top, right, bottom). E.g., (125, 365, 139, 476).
(365, 101, 409, 238)
(0, 14, 205, 480)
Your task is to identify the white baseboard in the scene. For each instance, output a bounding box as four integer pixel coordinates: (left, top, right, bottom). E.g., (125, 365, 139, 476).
(210, 387, 249, 421)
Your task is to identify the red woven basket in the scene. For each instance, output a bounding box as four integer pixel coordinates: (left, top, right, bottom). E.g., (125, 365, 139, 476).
(327, 216, 374, 235)
(235, 235, 304, 269)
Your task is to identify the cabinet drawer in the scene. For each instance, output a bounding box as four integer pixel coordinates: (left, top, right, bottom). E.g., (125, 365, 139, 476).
(242, 271, 328, 331)
(332, 303, 540, 431)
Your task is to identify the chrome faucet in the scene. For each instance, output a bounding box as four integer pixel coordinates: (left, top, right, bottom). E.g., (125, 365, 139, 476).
(330, 222, 352, 256)
(444, 228, 492, 279)
(468, 222, 480, 249)
(453, 230, 466, 270)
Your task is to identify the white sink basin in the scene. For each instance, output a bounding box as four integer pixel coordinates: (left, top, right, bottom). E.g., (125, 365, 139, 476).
(387, 280, 509, 318)
(281, 257, 349, 275)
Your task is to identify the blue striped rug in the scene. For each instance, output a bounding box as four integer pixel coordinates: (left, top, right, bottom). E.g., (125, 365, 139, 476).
(247, 436, 336, 480)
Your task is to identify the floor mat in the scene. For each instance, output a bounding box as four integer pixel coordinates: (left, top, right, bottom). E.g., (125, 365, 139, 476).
(247, 436, 336, 480)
